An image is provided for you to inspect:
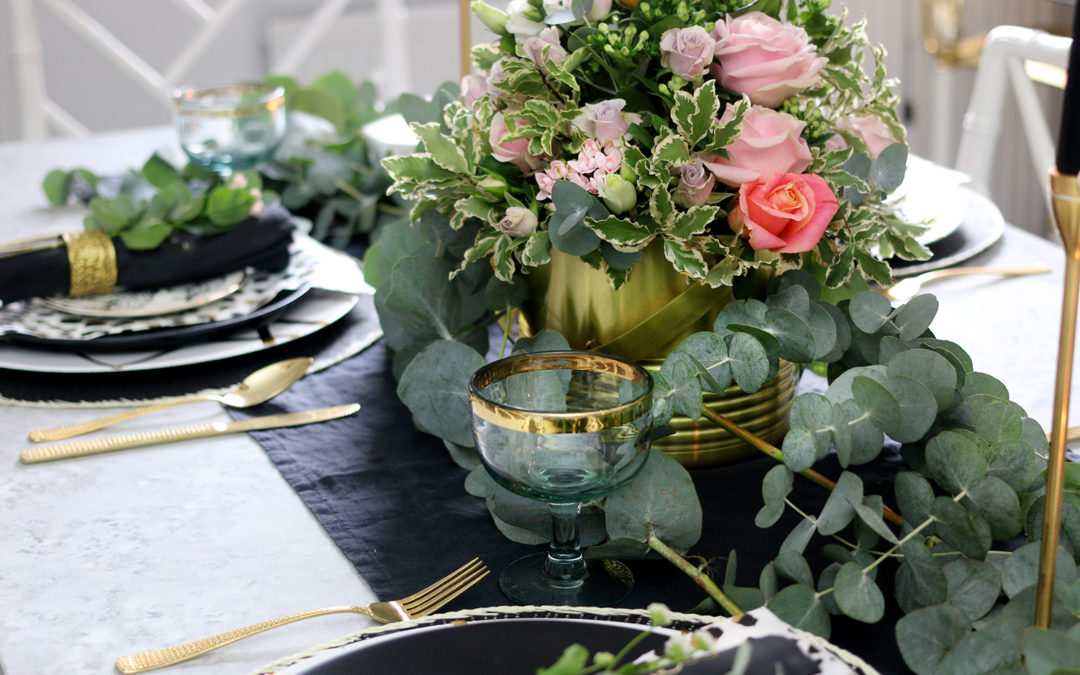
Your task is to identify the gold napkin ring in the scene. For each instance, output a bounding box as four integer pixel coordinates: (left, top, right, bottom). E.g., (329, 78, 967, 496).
(62, 231, 117, 296)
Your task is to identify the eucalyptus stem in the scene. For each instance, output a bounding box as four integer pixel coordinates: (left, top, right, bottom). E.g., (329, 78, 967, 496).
(334, 178, 369, 202)
(647, 534, 744, 621)
(699, 407, 904, 528)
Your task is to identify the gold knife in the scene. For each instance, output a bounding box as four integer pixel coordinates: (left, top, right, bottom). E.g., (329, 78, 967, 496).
(19, 404, 360, 464)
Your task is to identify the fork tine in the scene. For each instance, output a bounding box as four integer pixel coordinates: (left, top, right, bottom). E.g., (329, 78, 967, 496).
(401, 561, 490, 617)
(400, 557, 485, 603)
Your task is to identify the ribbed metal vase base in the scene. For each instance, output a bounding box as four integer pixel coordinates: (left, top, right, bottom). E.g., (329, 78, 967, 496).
(648, 361, 800, 468)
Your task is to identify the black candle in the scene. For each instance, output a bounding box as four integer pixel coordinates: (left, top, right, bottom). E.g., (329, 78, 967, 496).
(1057, 0, 1080, 174)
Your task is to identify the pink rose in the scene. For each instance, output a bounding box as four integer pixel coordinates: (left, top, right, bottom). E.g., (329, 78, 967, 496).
(674, 159, 715, 207)
(523, 27, 567, 67)
(729, 173, 838, 253)
(659, 26, 716, 80)
(489, 112, 545, 173)
(574, 99, 636, 143)
(712, 12, 827, 108)
(703, 104, 812, 187)
(834, 113, 896, 159)
(461, 73, 488, 108)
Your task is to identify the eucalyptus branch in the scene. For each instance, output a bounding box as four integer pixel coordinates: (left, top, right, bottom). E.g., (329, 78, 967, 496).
(700, 407, 904, 528)
(648, 534, 744, 621)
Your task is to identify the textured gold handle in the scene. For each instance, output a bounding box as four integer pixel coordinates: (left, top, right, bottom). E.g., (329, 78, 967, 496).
(29, 396, 210, 442)
(20, 424, 221, 463)
(114, 606, 367, 674)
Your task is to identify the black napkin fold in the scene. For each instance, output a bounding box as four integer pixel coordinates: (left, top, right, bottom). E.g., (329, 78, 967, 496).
(0, 206, 294, 305)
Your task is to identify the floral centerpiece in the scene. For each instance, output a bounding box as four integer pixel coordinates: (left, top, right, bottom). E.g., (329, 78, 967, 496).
(382, 0, 925, 311)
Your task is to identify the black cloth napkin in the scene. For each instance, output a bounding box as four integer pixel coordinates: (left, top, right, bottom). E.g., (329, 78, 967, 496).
(0, 205, 293, 304)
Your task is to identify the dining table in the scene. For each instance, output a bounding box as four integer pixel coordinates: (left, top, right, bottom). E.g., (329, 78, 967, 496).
(1, 126, 1077, 675)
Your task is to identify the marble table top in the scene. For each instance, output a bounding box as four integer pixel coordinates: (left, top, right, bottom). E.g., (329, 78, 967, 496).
(0, 128, 1075, 675)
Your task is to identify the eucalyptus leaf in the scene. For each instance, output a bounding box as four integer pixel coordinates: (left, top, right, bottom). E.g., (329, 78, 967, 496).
(1022, 627, 1080, 675)
(925, 430, 988, 495)
(896, 536, 948, 612)
(938, 622, 1022, 674)
(42, 169, 72, 205)
(931, 496, 992, 560)
(756, 465, 793, 528)
(851, 374, 900, 435)
(397, 340, 486, 447)
(895, 471, 935, 525)
(848, 291, 893, 333)
(765, 307, 816, 363)
(676, 332, 733, 393)
(893, 294, 938, 341)
(944, 558, 1001, 622)
(1002, 542, 1077, 598)
(834, 561, 885, 623)
(605, 450, 702, 552)
(887, 348, 957, 411)
(766, 583, 831, 638)
(817, 472, 863, 536)
(512, 329, 571, 355)
(852, 501, 899, 544)
(780, 517, 818, 555)
(895, 604, 972, 675)
(464, 465, 489, 497)
(788, 393, 834, 459)
(963, 475, 1023, 540)
(774, 551, 814, 587)
(870, 142, 909, 191)
(882, 375, 938, 443)
(727, 332, 770, 392)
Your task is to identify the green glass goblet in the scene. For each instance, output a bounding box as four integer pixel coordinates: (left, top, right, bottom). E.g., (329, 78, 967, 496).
(172, 83, 286, 177)
(469, 350, 653, 606)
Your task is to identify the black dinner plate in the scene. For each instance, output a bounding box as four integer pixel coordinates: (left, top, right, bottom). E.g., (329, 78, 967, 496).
(2, 286, 310, 353)
(266, 614, 861, 675)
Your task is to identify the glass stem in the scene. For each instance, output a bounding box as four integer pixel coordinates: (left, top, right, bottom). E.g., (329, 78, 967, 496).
(544, 502, 586, 588)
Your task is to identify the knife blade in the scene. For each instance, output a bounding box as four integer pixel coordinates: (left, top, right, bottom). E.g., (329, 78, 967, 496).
(19, 403, 361, 464)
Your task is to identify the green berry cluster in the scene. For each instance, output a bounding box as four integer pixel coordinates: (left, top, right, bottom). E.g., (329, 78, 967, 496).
(780, 97, 831, 141)
(588, 21, 652, 61)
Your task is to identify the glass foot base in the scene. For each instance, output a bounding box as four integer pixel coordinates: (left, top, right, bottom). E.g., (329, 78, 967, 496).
(499, 553, 634, 606)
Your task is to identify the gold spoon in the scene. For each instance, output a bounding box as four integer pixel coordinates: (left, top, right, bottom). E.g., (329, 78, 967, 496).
(881, 263, 1053, 302)
(28, 357, 313, 442)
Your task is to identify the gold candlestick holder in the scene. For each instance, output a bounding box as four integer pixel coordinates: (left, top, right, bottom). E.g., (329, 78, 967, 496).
(1036, 169, 1080, 627)
(460, 0, 471, 78)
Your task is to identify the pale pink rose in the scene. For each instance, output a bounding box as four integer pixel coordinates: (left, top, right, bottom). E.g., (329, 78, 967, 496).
(835, 113, 896, 158)
(461, 73, 488, 108)
(674, 159, 715, 208)
(703, 104, 812, 187)
(496, 206, 538, 237)
(489, 112, 545, 173)
(487, 59, 511, 100)
(729, 172, 838, 253)
(712, 12, 827, 108)
(660, 26, 716, 80)
(574, 99, 635, 143)
(524, 26, 567, 66)
(587, 0, 613, 20)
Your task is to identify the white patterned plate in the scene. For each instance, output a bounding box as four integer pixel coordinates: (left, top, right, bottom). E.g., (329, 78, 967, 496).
(40, 271, 247, 318)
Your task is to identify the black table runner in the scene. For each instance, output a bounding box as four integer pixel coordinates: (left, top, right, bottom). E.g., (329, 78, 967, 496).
(239, 338, 908, 674)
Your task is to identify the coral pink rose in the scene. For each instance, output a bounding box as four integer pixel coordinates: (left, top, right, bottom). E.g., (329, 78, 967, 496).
(703, 104, 812, 187)
(834, 113, 896, 158)
(729, 172, 838, 253)
(660, 26, 716, 80)
(711, 12, 827, 108)
(489, 112, 545, 173)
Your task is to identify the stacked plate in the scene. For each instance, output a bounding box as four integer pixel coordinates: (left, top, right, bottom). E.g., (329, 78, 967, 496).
(0, 233, 369, 373)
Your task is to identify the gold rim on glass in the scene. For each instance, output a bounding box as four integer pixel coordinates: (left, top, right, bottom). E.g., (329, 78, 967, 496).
(172, 83, 286, 118)
(469, 351, 653, 435)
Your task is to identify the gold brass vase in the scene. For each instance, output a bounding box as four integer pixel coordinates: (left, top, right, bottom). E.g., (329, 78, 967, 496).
(519, 242, 798, 468)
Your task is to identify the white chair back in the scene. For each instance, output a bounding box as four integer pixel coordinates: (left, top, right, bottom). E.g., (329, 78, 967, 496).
(5, 0, 411, 140)
(955, 25, 1071, 216)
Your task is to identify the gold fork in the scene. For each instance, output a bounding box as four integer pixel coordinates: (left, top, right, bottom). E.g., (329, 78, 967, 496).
(880, 263, 1052, 302)
(114, 558, 489, 674)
